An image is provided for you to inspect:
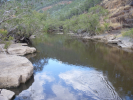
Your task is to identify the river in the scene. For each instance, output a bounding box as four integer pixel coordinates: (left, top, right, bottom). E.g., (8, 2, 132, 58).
(11, 34, 133, 100)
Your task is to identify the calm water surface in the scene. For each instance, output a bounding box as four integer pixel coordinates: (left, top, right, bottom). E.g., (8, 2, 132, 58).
(12, 35, 133, 100)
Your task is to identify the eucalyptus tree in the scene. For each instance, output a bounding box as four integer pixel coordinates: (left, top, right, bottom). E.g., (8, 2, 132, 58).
(0, 0, 46, 43)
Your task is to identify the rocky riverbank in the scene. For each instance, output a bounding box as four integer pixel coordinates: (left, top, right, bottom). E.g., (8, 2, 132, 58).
(66, 30, 133, 52)
(0, 42, 36, 100)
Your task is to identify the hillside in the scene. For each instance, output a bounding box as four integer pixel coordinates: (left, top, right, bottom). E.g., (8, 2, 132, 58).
(1, 0, 133, 45)
(101, 0, 133, 29)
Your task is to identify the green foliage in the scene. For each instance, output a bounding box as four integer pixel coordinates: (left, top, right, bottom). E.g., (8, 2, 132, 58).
(0, 0, 109, 42)
(4, 41, 11, 49)
(41, 5, 109, 35)
(42, 18, 63, 33)
(122, 28, 133, 38)
(62, 6, 108, 34)
(35, 0, 63, 11)
(54, 0, 103, 20)
(0, 0, 48, 42)
(103, 23, 110, 31)
(89, 5, 108, 16)
(0, 29, 7, 35)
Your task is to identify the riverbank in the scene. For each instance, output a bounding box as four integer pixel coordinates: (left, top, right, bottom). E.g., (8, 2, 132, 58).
(0, 42, 36, 100)
(66, 29, 133, 52)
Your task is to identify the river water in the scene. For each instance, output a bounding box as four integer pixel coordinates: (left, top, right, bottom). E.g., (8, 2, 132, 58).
(12, 34, 133, 100)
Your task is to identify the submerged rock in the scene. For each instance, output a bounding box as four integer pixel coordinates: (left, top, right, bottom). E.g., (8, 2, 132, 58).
(7, 43, 36, 56)
(0, 54, 33, 88)
(0, 89, 15, 100)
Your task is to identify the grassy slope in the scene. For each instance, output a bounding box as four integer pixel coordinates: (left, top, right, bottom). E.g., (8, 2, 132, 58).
(40, 0, 108, 34)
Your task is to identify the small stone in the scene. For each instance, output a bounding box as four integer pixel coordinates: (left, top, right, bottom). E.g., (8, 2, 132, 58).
(1, 89, 15, 100)
(107, 39, 121, 44)
(0, 95, 8, 100)
(77, 29, 83, 34)
(92, 35, 105, 40)
(29, 35, 36, 39)
(83, 36, 91, 39)
(56, 32, 63, 35)
(67, 32, 74, 35)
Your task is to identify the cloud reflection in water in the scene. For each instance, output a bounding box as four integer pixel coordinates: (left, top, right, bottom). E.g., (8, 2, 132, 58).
(47, 84, 76, 100)
(59, 70, 122, 100)
(15, 73, 54, 100)
(15, 60, 122, 100)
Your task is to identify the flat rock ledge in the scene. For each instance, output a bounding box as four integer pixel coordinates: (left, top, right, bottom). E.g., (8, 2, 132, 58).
(82, 35, 133, 50)
(0, 89, 15, 100)
(7, 43, 36, 56)
(66, 31, 133, 50)
(0, 54, 33, 88)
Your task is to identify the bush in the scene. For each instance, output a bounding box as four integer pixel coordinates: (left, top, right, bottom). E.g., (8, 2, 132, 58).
(0, 1, 48, 42)
(122, 28, 133, 38)
(57, 0, 103, 20)
(62, 6, 109, 34)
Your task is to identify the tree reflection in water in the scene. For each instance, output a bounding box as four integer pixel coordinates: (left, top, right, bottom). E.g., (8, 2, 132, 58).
(25, 53, 48, 73)
(13, 34, 133, 100)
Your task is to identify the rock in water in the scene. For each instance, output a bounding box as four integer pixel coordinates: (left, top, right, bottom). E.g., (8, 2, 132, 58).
(29, 35, 36, 39)
(7, 43, 36, 56)
(0, 89, 15, 100)
(0, 95, 8, 100)
(0, 54, 33, 88)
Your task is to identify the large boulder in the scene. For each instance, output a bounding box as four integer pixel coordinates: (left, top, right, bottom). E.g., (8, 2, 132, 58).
(0, 54, 33, 88)
(7, 43, 36, 56)
(0, 89, 15, 100)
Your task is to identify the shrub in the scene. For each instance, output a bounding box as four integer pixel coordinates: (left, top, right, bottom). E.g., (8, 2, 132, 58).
(122, 28, 133, 38)
(62, 6, 109, 34)
(0, 1, 48, 42)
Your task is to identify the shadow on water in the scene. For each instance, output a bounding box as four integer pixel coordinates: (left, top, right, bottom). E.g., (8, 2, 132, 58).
(12, 34, 133, 100)
(10, 75, 34, 95)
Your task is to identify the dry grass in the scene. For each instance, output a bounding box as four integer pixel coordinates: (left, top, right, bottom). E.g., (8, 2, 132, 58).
(109, 22, 121, 27)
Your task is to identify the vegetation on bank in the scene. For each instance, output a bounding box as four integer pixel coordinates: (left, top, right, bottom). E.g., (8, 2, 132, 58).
(0, 0, 109, 44)
(0, 0, 47, 43)
(43, 5, 108, 34)
(47, 0, 103, 20)
(122, 28, 133, 38)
